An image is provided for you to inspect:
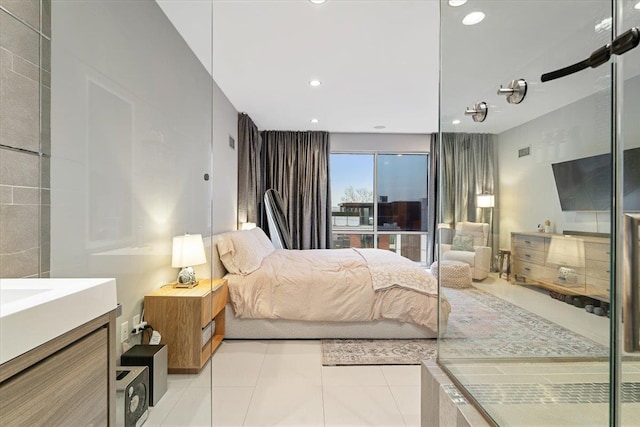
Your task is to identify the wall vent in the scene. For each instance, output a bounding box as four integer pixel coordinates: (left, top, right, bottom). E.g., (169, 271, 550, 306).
(518, 146, 531, 158)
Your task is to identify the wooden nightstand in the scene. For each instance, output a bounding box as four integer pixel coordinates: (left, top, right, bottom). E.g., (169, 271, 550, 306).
(143, 278, 227, 374)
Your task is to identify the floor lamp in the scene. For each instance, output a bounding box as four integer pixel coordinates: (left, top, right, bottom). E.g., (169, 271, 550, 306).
(477, 193, 495, 270)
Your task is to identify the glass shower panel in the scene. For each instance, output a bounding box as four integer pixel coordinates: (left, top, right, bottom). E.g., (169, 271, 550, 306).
(51, 1, 214, 424)
(438, 1, 613, 425)
(619, 1, 640, 425)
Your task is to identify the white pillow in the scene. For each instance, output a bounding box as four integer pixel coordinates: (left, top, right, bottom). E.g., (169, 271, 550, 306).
(249, 227, 275, 254)
(217, 229, 273, 275)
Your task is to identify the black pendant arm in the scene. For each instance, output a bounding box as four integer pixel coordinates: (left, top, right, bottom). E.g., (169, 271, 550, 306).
(541, 27, 639, 83)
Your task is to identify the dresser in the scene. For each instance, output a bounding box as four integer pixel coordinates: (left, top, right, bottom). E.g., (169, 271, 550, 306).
(511, 232, 610, 302)
(144, 278, 227, 374)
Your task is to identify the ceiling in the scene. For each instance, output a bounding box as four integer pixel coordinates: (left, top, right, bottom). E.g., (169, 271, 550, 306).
(158, 0, 439, 133)
(158, 0, 640, 135)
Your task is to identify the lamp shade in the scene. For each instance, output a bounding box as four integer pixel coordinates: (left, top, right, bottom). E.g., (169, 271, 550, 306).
(171, 234, 207, 268)
(477, 194, 495, 208)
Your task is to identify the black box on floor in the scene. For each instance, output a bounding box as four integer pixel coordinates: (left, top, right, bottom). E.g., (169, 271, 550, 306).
(121, 344, 167, 406)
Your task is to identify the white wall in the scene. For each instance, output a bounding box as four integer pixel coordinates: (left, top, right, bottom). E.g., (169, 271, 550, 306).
(331, 133, 430, 153)
(51, 0, 237, 355)
(497, 75, 640, 249)
(213, 84, 238, 233)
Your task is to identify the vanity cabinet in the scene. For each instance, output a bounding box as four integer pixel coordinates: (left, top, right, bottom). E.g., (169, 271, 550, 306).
(0, 311, 117, 426)
(511, 232, 610, 302)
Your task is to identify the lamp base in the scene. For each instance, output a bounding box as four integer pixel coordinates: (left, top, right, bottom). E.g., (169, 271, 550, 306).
(173, 280, 199, 289)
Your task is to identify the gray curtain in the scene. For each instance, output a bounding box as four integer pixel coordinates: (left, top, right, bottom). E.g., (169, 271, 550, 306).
(261, 130, 331, 250)
(237, 113, 263, 228)
(441, 133, 499, 260)
(427, 133, 439, 264)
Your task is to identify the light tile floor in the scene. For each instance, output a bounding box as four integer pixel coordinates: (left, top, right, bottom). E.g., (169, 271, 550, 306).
(144, 340, 422, 426)
(144, 274, 614, 426)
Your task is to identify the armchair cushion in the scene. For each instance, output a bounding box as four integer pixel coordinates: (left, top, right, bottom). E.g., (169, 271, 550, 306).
(452, 235, 474, 251)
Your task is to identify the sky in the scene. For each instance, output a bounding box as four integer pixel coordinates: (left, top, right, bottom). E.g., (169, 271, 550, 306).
(330, 154, 428, 209)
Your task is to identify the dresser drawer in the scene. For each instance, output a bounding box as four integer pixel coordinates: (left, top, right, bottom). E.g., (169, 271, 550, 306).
(585, 260, 610, 280)
(514, 261, 548, 279)
(585, 242, 610, 262)
(513, 234, 546, 252)
(587, 277, 610, 301)
(513, 247, 545, 265)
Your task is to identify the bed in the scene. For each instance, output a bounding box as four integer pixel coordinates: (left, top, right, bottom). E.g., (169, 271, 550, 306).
(213, 228, 450, 339)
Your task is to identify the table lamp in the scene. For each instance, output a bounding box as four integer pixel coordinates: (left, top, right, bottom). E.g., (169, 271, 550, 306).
(171, 234, 207, 288)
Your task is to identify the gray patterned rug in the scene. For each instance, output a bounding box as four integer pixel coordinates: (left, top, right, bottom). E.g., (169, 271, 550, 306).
(321, 287, 608, 365)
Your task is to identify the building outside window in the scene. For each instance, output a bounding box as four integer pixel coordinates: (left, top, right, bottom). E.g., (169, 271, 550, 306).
(330, 153, 428, 264)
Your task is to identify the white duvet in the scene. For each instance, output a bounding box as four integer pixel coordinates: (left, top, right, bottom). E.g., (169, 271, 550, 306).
(225, 248, 450, 335)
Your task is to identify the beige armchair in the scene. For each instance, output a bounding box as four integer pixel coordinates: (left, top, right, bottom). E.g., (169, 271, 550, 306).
(440, 222, 491, 281)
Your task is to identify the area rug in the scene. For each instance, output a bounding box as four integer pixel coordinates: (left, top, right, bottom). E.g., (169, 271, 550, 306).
(321, 287, 609, 365)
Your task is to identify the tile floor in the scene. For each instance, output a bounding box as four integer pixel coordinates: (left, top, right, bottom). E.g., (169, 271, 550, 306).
(144, 340, 421, 426)
(143, 274, 613, 426)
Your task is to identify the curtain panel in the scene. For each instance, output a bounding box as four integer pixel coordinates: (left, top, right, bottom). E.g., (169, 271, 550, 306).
(261, 130, 331, 250)
(237, 113, 263, 228)
(440, 132, 499, 260)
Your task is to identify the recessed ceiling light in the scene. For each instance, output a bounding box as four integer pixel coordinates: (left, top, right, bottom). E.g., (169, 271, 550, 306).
(310, 118, 319, 124)
(309, 0, 326, 4)
(635, 1, 640, 9)
(452, 119, 461, 125)
(448, 0, 467, 6)
(373, 125, 386, 130)
(309, 79, 322, 87)
(462, 11, 485, 26)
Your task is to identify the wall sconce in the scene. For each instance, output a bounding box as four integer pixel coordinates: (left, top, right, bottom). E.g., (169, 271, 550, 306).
(171, 234, 206, 288)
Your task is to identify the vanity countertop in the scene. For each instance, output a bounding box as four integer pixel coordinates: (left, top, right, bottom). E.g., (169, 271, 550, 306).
(0, 278, 117, 364)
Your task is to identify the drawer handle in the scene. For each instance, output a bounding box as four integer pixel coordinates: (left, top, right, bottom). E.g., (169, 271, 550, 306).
(525, 254, 531, 258)
(525, 267, 531, 272)
(525, 240, 531, 244)
(607, 270, 610, 273)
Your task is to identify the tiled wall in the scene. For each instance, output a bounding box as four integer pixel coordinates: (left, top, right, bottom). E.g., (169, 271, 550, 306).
(0, 0, 50, 278)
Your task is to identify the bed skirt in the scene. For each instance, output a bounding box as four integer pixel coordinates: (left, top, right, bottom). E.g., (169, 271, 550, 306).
(224, 304, 436, 339)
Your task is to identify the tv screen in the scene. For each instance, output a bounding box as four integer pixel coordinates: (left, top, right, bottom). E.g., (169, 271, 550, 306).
(551, 147, 640, 211)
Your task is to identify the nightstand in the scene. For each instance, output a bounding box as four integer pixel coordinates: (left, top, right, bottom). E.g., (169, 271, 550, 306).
(143, 278, 227, 374)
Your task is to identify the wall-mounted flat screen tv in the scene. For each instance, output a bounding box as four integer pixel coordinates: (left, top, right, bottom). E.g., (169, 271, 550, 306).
(551, 147, 640, 211)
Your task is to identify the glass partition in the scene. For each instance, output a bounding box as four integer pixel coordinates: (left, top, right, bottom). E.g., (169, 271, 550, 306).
(51, 1, 214, 424)
(438, 0, 619, 425)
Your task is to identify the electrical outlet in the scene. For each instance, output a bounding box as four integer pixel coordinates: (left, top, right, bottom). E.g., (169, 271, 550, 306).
(132, 315, 140, 329)
(120, 321, 129, 343)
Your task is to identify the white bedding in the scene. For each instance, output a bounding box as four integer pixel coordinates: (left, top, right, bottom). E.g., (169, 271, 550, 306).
(225, 248, 450, 336)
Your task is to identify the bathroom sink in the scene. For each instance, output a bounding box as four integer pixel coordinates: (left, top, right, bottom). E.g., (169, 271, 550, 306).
(1, 288, 52, 304)
(0, 278, 117, 364)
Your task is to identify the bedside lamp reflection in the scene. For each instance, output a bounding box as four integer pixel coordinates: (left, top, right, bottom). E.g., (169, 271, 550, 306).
(171, 234, 206, 288)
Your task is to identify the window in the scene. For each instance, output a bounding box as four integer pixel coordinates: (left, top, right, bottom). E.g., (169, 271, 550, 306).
(330, 152, 429, 264)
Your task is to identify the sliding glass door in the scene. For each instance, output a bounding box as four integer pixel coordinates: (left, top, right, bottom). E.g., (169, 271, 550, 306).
(437, 0, 640, 424)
